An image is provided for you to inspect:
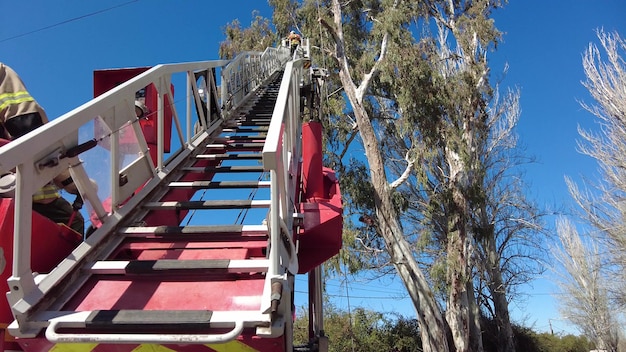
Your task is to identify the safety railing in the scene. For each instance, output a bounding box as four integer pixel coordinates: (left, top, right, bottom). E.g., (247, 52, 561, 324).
(259, 57, 309, 332)
(0, 47, 287, 337)
(221, 46, 291, 111)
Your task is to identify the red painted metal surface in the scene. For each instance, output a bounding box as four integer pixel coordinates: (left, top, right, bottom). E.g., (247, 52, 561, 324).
(64, 238, 267, 312)
(0, 199, 82, 351)
(297, 168, 343, 274)
(297, 121, 343, 274)
(301, 122, 324, 199)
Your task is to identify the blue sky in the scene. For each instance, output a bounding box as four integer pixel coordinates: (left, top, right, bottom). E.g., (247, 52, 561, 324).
(3, 0, 625, 337)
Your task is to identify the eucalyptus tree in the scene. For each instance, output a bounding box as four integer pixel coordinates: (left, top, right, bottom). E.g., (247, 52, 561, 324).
(302, 0, 527, 351)
(309, 1, 451, 350)
(218, 11, 276, 59)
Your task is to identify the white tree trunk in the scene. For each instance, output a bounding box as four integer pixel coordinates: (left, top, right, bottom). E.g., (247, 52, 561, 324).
(327, 1, 450, 349)
(442, 145, 472, 352)
(344, 81, 450, 351)
(484, 233, 515, 352)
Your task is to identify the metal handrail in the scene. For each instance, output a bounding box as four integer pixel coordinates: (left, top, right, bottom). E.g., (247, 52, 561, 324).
(46, 318, 244, 344)
(261, 58, 308, 319)
(221, 47, 290, 111)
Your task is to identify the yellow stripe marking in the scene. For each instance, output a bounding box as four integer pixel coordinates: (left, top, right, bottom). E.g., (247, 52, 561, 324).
(132, 345, 177, 352)
(0, 91, 31, 99)
(207, 340, 259, 352)
(44, 341, 259, 352)
(49, 343, 98, 352)
(0, 91, 35, 111)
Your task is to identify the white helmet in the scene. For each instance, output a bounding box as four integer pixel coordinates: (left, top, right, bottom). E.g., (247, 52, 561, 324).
(0, 173, 16, 198)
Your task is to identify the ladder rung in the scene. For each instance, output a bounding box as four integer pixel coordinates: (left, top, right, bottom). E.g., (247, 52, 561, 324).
(88, 259, 270, 274)
(118, 224, 268, 236)
(213, 136, 266, 142)
(85, 309, 213, 328)
(143, 199, 271, 210)
(229, 116, 272, 121)
(39, 310, 269, 329)
(180, 165, 265, 173)
(225, 122, 270, 127)
(196, 153, 262, 160)
(168, 180, 270, 189)
(238, 118, 272, 123)
(221, 128, 268, 133)
(205, 143, 265, 149)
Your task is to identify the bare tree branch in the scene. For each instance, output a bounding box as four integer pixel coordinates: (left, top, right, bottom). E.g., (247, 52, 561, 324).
(389, 152, 416, 189)
(355, 31, 389, 104)
(552, 218, 619, 350)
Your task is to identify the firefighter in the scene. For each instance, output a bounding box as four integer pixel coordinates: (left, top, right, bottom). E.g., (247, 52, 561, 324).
(288, 30, 301, 56)
(0, 62, 84, 234)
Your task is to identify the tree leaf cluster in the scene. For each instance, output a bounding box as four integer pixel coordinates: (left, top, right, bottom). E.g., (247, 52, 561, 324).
(219, 11, 276, 59)
(294, 305, 423, 352)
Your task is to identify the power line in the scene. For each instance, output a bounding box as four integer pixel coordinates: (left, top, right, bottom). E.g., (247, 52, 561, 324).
(0, 0, 139, 44)
(294, 290, 409, 300)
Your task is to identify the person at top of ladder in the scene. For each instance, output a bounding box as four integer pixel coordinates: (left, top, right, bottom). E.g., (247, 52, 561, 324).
(288, 30, 301, 56)
(0, 62, 85, 235)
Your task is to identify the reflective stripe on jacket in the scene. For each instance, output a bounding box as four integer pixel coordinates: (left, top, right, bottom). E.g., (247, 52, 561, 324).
(0, 91, 35, 111)
(32, 184, 60, 202)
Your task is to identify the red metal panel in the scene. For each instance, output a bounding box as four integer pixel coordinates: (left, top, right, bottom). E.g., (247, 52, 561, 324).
(64, 277, 264, 312)
(297, 168, 343, 274)
(301, 122, 324, 199)
(0, 199, 82, 350)
(296, 122, 344, 272)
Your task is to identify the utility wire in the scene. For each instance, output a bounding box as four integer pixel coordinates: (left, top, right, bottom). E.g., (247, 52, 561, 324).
(340, 263, 356, 352)
(294, 290, 409, 300)
(0, 0, 139, 43)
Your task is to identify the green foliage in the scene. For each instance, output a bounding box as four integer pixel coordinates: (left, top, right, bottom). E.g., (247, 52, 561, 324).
(338, 159, 376, 211)
(294, 304, 422, 352)
(379, 315, 423, 352)
(324, 225, 372, 275)
(268, 0, 299, 36)
(499, 322, 593, 352)
(295, 305, 594, 352)
(531, 332, 592, 352)
(218, 11, 276, 59)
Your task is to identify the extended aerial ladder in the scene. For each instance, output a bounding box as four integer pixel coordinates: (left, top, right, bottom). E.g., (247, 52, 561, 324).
(0, 40, 341, 352)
